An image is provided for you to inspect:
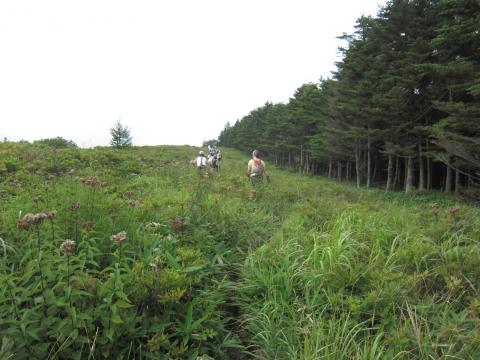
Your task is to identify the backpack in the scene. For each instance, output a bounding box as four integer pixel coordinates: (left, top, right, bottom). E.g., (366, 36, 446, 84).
(251, 159, 264, 175)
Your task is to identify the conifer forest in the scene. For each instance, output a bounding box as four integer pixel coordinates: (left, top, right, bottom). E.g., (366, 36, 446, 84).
(218, 0, 480, 196)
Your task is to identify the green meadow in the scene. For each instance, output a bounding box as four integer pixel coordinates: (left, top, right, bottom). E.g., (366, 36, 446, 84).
(0, 143, 479, 359)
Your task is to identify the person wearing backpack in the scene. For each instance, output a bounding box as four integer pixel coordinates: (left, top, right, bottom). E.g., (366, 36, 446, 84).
(246, 150, 268, 183)
(207, 153, 219, 173)
(195, 150, 208, 176)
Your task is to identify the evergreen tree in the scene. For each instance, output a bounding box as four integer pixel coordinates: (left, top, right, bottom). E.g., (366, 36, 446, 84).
(217, 0, 479, 195)
(110, 121, 133, 148)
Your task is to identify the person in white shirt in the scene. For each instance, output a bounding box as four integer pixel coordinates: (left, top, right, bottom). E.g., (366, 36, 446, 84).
(195, 150, 207, 176)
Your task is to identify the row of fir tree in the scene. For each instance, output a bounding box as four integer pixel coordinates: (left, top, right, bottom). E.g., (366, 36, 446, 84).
(218, 0, 480, 194)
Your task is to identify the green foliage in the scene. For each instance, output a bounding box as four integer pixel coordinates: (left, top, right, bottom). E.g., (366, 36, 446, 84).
(0, 143, 479, 359)
(218, 0, 480, 193)
(110, 121, 133, 148)
(34, 137, 77, 148)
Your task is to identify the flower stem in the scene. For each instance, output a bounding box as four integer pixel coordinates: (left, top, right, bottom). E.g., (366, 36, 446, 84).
(36, 225, 47, 316)
(67, 255, 74, 328)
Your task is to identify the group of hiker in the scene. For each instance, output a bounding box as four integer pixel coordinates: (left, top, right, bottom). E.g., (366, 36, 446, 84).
(193, 146, 222, 175)
(193, 147, 269, 184)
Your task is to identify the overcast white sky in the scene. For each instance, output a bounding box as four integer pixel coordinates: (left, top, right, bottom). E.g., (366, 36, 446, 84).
(0, 0, 385, 147)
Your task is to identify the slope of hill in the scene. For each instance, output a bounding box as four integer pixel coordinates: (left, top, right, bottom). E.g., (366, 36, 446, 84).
(0, 143, 479, 359)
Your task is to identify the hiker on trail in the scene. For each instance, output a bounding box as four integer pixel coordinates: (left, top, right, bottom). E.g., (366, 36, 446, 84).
(195, 150, 208, 176)
(246, 150, 268, 183)
(208, 152, 220, 173)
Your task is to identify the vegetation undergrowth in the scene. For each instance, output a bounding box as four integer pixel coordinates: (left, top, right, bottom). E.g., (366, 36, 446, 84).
(0, 142, 479, 359)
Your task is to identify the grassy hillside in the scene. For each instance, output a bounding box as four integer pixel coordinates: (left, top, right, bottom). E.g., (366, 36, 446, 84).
(0, 143, 479, 359)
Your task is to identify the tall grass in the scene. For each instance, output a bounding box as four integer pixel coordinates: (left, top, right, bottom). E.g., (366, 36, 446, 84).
(0, 143, 479, 359)
(238, 165, 480, 359)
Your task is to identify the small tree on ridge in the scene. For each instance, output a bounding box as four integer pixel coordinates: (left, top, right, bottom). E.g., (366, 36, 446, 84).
(110, 121, 132, 148)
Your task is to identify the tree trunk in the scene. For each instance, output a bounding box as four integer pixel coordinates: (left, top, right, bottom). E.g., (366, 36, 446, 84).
(455, 167, 461, 194)
(426, 158, 432, 191)
(372, 157, 378, 185)
(366, 130, 371, 187)
(337, 161, 342, 180)
(405, 157, 414, 193)
(393, 155, 400, 189)
(426, 141, 431, 190)
(328, 159, 333, 178)
(445, 156, 453, 192)
(346, 161, 350, 181)
(386, 154, 394, 191)
(355, 141, 361, 188)
(418, 144, 425, 191)
(300, 144, 304, 173)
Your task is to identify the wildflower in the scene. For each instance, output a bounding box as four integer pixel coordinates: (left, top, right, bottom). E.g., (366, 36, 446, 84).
(83, 221, 94, 231)
(60, 239, 76, 256)
(127, 199, 140, 207)
(169, 217, 185, 233)
(83, 176, 104, 187)
(24, 213, 36, 223)
(448, 205, 460, 215)
(68, 169, 75, 176)
(16, 213, 33, 229)
(145, 222, 163, 230)
(16, 212, 48, 229)
(70, 202, 80, 212)
(33, 195, 43, 204)
(46, 209, 57, 220)
(110, 231, 127, 244)
(32, 213, 48, 225)
(124, 190, 134, 198)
